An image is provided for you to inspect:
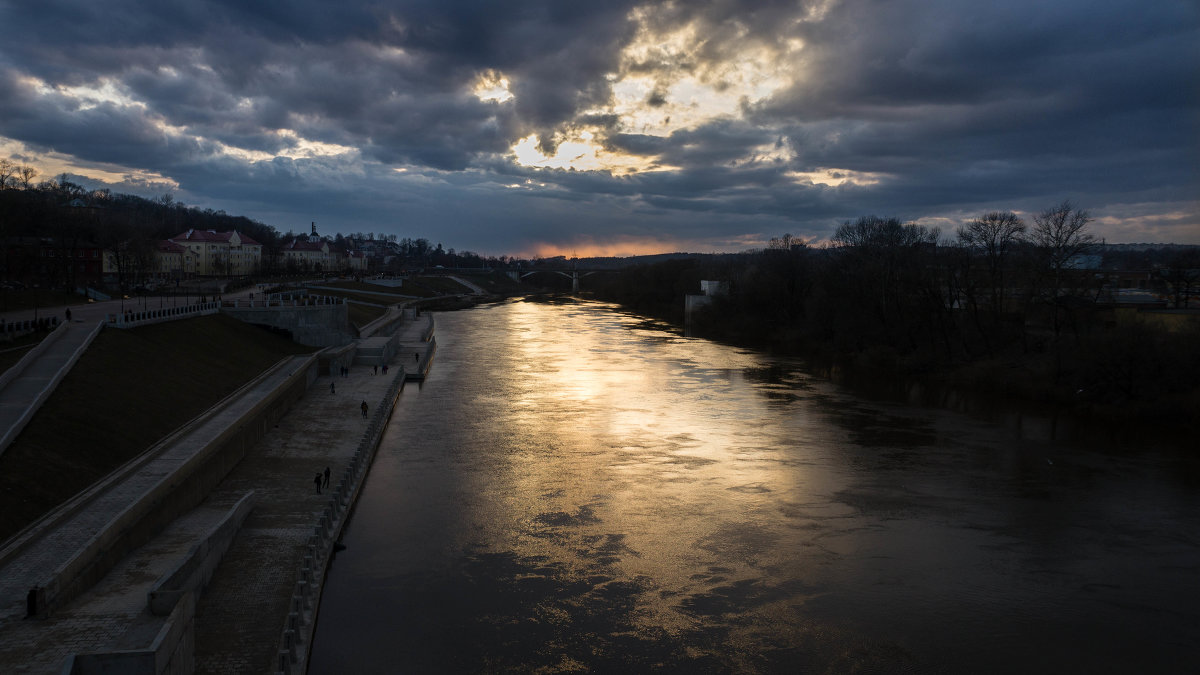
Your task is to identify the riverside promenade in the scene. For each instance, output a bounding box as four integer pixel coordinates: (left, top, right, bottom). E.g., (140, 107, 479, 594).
(0, 309, 436, 674)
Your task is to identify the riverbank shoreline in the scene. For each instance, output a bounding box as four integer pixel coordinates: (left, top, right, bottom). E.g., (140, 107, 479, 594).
(192, 317, 436, 674)
(0, 313, 436, 674)
(555, 292, 1200, 447)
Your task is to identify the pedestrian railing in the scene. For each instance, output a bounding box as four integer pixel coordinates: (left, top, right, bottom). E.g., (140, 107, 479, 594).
(107, 302, 221, 329)
(227, 293, 347, 309)
(0, 316, 59, 337)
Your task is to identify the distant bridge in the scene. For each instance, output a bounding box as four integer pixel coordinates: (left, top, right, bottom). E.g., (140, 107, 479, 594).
(507, 268, 605, 293)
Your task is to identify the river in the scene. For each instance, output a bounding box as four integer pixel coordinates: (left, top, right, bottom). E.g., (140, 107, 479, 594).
(309, 299, 1198, 674)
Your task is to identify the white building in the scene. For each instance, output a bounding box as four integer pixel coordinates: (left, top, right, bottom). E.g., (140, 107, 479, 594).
(169, 229, 263, 276)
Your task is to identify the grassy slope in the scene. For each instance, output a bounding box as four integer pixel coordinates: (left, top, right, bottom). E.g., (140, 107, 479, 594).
(455, 271, 528, 296)
(347, 303, 386, 329)
(0, 314, 315, 542)
(310, 283, 400, 329)
(411, 276, 472, 294)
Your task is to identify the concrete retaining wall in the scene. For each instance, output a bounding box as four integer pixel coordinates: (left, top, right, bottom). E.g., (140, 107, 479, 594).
(304, 285, 412, 304)
(358, 309, 404, 339)
(318, 343, 357, 377)
(148, 492, 257, 616)
(63, 592, 196, 675)
(352, 335, 399, 367)
(222, 303, 351, 348)
(32, 356, 321, 619)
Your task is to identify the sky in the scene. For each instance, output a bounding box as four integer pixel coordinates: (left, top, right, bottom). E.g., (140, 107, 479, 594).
(1, 0, 1197, 257)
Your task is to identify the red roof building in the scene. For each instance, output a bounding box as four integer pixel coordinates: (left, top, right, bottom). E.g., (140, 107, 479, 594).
(168, 229, 263, 276)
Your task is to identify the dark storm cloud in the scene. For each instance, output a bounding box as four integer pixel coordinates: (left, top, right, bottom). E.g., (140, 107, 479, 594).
(0, 0, 1196, 252)
(0, 69, 213, 170)
(776, 0, 1195, 112)
(736, 0, 1200, 235)
(0, 0, 639, 170)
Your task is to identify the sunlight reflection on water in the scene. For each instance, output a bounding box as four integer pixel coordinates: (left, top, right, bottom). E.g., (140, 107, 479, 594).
(310, 299, 1199, 674)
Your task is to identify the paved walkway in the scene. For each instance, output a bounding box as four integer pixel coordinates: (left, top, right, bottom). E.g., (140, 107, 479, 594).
(0, 320, 101, 456)
(0, 311, 435, 673)
(449, 275, 486, 294)
(191, 328, 430, 675)
(0, 284, 262, 328)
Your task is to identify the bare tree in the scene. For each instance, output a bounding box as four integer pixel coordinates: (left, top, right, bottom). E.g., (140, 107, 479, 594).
(1031, 201, 1096, 274)
(57, 173, 86, 198)
(1030, 201, 1097, 378)
(1153, 249, 1200, 309)
(0, 159, 15, 189)
(768, 233, 801, 250)
(1031, 201, 1098, 306)
(957, 212, 1026, 347)
(831, 216, 942, 352)
(17, 165, 39, 190)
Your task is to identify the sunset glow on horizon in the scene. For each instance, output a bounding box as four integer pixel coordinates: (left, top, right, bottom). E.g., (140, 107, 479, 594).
(521, 237, 694, 260)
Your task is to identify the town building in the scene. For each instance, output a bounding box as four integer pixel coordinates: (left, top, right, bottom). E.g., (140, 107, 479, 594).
(168, 230, 263, 276)
(282, 238, 337, 272)
(153, 240, 194, 280)
(2, 236, 104, 289)
(281, 224, 348, 273)
(347, 251, 369, 273)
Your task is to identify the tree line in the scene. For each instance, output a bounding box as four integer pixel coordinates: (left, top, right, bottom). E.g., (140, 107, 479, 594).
(1, 168, 287, 284)
(0, 171, 519, 287)
(588, 203, 1200, 427)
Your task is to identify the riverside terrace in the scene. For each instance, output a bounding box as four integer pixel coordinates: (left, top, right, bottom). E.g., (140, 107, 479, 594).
(0, 307, 436, 674)
(0, 293, 343, 463)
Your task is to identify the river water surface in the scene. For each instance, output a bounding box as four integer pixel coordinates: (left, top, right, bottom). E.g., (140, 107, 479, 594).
(310, 299, 1198, 673)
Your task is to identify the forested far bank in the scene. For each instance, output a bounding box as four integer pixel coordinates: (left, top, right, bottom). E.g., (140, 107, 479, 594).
(587, 209, 1200, 437)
